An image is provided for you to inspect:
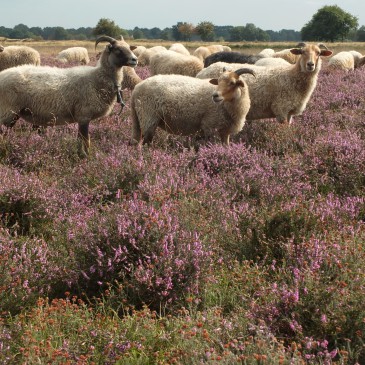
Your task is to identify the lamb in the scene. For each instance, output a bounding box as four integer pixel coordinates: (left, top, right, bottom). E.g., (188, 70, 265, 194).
(56, 46, 90, 65)
(241, 42, 332, 124)
(137, 46, 167, 66)
(169, 43, 190, 55)
(0, 35, 138, 156)
(0, 44, 40, 71)
(204, 51, 264, 67)
(130, 68, 255, 145)
(327, 50, 365, 71)
(149, 50, 203, 77)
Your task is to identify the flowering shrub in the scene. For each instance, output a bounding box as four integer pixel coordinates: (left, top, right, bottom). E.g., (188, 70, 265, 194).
(1, 51, 365, 364)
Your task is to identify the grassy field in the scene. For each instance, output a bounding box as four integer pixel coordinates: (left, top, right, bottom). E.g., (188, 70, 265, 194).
(1, 41, 365, 364)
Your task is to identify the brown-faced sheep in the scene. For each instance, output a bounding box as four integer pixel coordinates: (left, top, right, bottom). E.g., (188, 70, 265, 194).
(131, 68, 255, 145)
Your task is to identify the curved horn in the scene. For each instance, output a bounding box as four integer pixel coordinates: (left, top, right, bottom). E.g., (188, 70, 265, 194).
(95, 35, 117, 49)
(235, 68, 256, 78)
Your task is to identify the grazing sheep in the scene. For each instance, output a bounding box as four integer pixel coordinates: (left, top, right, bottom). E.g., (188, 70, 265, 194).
(150, 50, 203, 77)
(130, 68, 255, 145)
(56, 46, 90, 65)
(0, 44, 40, 71)
(137, 46, 167, 66)
(242, 42, 332, 123)
(196, 61, 266, 79)
(255, 57, 291, 68)
(327, 50, 365, 71)
(169, 43, 190, 55)
(0, 35, 138, 156)
(204, 51, 264, 67)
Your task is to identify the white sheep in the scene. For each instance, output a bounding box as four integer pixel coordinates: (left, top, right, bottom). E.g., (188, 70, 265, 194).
(255, 57, 291, 68)
(149, 50, 203, 77)
(327, 50, 365, 71)
(56, 46, 90, 65)
(0, 35, 137, 156)
(0, 44, 40, 71)
(168, 43, 190, 55)
(272, 48, 300, 64)
(137, 45, 167, 66)
(193, 44, 231, 62)
(257, 48, 275, 58)
(242, 43, 332, 123)
(196, 61, 266, 79)
(131, 68, 255, 145)
(131, 45, 147, 57)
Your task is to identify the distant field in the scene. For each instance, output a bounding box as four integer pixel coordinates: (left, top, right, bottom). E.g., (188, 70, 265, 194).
(3, 38, 365, 56)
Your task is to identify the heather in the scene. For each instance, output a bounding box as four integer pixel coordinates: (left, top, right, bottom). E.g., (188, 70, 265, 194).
(1, 56, 365, 364)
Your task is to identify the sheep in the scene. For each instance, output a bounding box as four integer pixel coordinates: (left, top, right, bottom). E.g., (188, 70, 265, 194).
(137, 45, 167, 66)
(131, 45, 147, 57)
(240, 42, 332, 124)
(121, 66, 142, 90)
(204, 51, 264, 67)
(257, 48, 275, 58)
(272, 48, 300, 64)
(56, 46, 90, 65)
(193, 44, 231, 62)
(0, 44, 40, 71)
(130, 68, 255, 145)
(0, 35, 138, 156)
(327, 50, 365, 71)
(149, 50, 203, 77)
(168, 43, 190, 55)
(196, 61, 266, 79)
(254, 57, 291, 68)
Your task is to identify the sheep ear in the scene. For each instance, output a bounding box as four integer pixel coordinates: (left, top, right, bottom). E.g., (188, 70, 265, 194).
(290, 48, 302, 55)
(320, 50, 332, 57)
(130, 46, 137, 51)
(209, 79, 218, 85)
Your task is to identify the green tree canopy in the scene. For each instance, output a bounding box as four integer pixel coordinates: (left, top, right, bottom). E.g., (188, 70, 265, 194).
(301, 5, 358, 42)
(195, 21, 215, 41)
(92, 18, 123, 39)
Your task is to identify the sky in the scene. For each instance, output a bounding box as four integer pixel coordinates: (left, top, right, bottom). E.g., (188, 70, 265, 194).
(2, 0, 365, 32)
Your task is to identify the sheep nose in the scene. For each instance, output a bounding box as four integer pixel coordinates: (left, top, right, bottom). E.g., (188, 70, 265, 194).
(307, 62, 315, 69)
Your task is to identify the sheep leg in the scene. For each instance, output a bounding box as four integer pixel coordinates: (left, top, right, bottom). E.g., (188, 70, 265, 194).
(219, 130, 230, 145)
(78, 122, 90, 156)
(142, 123, 158, 144)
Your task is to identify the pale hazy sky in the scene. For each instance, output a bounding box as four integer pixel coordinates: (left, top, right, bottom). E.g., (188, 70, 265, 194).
(2, 0, 365, 31)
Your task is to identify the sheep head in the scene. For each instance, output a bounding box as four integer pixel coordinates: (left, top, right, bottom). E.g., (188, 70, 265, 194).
(95, 35, 138, 68)
(210, 68, 255, 103)
(290, 43, 332, 72)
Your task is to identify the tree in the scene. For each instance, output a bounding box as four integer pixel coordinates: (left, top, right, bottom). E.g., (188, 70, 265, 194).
(172, 22, 194, 41)
(301, 5, 358, 42)
(195, 21, 215, 41)
(92, 18, 123, 38)
(355, 26, 365, 41)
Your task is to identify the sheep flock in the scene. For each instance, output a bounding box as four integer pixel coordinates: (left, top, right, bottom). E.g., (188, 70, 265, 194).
(2, 39, 365, 155)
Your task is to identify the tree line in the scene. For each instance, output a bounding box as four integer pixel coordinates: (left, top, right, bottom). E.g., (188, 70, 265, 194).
(1, 5, 365, 43)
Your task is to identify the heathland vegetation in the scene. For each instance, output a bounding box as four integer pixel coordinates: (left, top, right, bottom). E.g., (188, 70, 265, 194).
(1, 41, 365, 363)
